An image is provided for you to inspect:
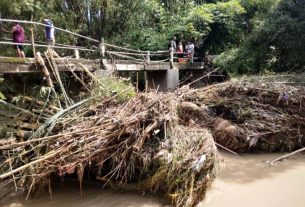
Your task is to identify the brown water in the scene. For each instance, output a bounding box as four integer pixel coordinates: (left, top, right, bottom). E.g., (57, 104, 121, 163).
(2, 153, 305, 207)
(200, 153, 305, 207)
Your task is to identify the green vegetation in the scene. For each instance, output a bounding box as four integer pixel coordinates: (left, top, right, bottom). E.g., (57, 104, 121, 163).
(215, 0, 305, 74)
(0, 0, 303, 73)
(93, 77, 136, 102)
(0, 78, 5, 100)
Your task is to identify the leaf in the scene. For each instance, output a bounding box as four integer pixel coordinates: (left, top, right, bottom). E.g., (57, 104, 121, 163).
(0, 91, 6, 100)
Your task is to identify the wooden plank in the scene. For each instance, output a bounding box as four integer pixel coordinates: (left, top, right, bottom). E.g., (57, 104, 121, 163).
(0, 62, 40, 73)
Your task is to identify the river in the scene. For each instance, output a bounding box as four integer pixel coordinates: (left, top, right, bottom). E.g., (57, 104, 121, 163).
(2, 153, 305, 207)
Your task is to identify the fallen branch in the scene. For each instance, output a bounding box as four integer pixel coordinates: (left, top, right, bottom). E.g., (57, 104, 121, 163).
(188, 68, 220, 87)
(269, 147, 305, 165)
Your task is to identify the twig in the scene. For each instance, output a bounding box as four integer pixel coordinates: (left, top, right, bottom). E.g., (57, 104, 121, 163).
(215, 143, 239, 156)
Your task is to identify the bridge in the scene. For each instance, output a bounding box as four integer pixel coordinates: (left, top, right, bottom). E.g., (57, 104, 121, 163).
(0, 19, 215, 91)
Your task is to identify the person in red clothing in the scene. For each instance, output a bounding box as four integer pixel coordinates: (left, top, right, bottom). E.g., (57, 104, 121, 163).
(1, 22, 26, 58)
(177, 41, 184, 62)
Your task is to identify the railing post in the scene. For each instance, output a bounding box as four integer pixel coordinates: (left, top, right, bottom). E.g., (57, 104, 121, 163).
(144, 71, 148, 92)
(100, 37, 105, 58)
(30, 15, 36, 57)
(170, 47, 174, 69)
(191, 50, 194, 64)
(146, 51, 150, 63)
(74, 49, 80, 59)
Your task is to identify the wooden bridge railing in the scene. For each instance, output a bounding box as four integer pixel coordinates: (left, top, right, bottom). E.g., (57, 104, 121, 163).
(0, 18, 208, 69)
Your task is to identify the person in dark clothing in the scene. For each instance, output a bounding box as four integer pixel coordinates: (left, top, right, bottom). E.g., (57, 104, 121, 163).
(1, 22, 26, 58)
(43, 17, 55, 47)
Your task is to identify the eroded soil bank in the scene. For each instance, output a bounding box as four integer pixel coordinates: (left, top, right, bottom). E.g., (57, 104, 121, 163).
(2, 153, 305, 207)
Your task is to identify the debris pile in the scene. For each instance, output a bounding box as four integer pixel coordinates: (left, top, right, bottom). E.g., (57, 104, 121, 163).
(184, 81, 305, 152)
(1, 68, 305, 206)
(0, 92, 218, 207)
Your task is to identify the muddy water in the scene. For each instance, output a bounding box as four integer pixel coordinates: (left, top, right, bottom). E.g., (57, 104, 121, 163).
(200, 153, 305, 207)
(2, 153, 305, 207)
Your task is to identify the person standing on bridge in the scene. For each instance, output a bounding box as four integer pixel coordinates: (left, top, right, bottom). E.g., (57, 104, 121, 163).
(43, 17, 55, 47)
(185, 41, 194, 58)
(169, 36, 177, 51)
(1, 22, 26, 58)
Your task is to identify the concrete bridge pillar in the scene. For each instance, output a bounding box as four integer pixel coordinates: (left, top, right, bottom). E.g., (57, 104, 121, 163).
(145, 69, 179, 92)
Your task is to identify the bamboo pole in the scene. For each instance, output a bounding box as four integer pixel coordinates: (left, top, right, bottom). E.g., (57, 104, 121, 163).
(0, 19, 99, 43)
(0, 148, 62, 180)
(30, 16, 36, 57)
(36, 52, 54, 87)
(0, 41, 97, 52)
(0, 37, 91, 49)
(104, 42, 169, 54)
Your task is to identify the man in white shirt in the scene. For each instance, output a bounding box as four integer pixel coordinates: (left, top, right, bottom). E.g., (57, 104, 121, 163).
(185, 41, 194, 57)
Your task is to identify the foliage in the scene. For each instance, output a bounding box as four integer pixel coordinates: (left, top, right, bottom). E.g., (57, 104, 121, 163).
(0, 78, 5, 100)
(216, 0, 305, 74)
(192, 0, 246, 53)
(0, 0, 245, 52)
(0, 0, 303, 73)
(93, 77, 136, 102)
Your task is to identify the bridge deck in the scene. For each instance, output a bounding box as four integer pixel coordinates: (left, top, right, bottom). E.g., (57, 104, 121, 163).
(0, 57, 209, 74)
(114, 62, 207, 71)
(0, 57, 100, 73)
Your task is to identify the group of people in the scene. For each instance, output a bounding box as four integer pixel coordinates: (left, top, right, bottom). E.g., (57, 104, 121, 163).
(169, 36, 195, 58)
(1, 17, 56, 58)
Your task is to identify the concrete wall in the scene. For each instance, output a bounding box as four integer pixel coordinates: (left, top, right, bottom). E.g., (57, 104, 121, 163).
(94, 70, 113, 77)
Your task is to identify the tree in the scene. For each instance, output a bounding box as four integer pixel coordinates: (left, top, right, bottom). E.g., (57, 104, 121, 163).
(216, 0, 305, 73)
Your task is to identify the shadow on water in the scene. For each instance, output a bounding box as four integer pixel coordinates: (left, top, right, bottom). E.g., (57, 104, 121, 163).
(2, 152, 305, 207)
(1, 181, 165, 207)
